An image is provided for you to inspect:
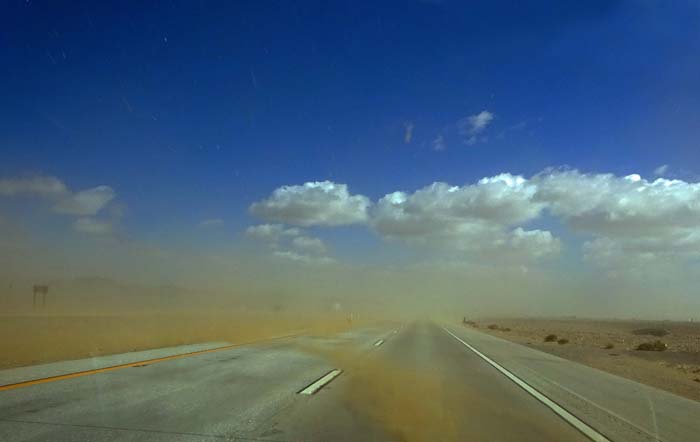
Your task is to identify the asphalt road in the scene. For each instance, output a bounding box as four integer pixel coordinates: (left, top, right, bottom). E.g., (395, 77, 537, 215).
(1, 322, 697, 441)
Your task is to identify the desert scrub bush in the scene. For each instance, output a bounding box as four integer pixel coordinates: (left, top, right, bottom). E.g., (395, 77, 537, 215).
(557, 338, 569, 345)
(544, 334, 558, 342)
(636, 340, 667, 351)
(632, 328, 669, 337)
(487, 324, 499, 330)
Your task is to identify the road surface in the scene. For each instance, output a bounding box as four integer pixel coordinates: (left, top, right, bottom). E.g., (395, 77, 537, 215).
(1, 322, 698, 441)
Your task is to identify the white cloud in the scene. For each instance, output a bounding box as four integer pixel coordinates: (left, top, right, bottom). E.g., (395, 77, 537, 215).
(73, 217, 113, 235)
(245, 224, 301, 242)
(533, 169, 700, 268)
(53, 185, 116, 216)
(534, 170, 700, 237)
(371, 169, 700, 265)
(432, 134, 446, 151)
(654, 164, 669, 176)
(458, 110, 494, 136)
(250, 181, 370, 226)
(0, 176, 68, 197)
(371, 174, 554, 260)
(404, 121, 414, 144)
(509, 227, 561, 258)
(0, 174, 117, 219)
(273, 250, 335, 265)
(374, 174, 542, 237)
(292, 236, 327, 255)
(198, 218, 225, 228)
(246, 223, 332, 262)
(248, 169, 700, 269)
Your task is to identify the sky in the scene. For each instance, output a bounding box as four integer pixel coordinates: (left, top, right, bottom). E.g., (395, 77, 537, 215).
(1, 1, 700, 318)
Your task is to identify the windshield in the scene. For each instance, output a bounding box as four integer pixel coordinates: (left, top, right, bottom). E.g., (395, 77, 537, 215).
(2, 1, 700, 442)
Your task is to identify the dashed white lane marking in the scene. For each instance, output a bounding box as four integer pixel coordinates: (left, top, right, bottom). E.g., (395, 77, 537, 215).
(374, 339, 385, 347)
(298, 369, 343, 395)
(442, 327, 611, 442)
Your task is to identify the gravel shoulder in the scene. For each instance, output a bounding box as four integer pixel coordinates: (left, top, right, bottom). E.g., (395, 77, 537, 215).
(473, 317, 700, 402)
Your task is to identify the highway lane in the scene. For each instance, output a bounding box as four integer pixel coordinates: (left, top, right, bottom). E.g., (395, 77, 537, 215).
(446, 324, 700, 442)
(0, 327, 394, 442)
(2, 322, 696, 441)
(271, 322, 591, 441)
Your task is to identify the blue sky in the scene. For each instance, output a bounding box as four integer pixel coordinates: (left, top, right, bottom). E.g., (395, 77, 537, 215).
(2, 1, 700, 308)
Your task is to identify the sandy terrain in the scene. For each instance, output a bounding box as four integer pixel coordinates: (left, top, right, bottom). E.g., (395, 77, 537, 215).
(473, 317, 700, 401)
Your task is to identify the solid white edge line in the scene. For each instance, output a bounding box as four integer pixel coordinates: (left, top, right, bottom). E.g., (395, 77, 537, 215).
(374, 339, 385, 347)
(298, 369, 343, 395)
(442, 327, 611, 442)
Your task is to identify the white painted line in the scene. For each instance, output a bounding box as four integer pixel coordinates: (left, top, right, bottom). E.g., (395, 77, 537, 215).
(442, 327, 611, 442)
(298, 369, 342, 395)
(374, 339, 385, 347)
(516, 363, 668, 442)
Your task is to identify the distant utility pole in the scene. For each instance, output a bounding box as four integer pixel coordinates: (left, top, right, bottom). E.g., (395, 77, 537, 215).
(33, 284, 49, 311)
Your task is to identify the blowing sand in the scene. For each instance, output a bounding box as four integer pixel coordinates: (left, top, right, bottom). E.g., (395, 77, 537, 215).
(297, 339, 463, 442)
(474, 317, 700, 402)
(0, 312, 355, 370)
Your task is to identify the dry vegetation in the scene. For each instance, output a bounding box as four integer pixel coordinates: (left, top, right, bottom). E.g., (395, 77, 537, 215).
(473, 317, 700, 401)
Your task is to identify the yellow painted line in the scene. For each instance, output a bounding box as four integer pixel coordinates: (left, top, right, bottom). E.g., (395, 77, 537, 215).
(0, 332, 303, 392)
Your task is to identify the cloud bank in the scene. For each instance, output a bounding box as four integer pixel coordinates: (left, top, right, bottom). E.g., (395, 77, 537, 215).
(249, 170, 700, 269)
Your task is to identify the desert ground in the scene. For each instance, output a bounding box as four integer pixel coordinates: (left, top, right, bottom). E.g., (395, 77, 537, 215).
(473, 317, 700, 401)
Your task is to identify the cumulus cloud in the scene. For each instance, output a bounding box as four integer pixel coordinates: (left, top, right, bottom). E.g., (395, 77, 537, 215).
(533, 169, 700, 268)
(249, 181, 370, 226)
(73, 217, 113, 235)
(198, 218, 225, 228)
(374, 174, 542, 237)
(248, 169, 700, 269)
(0, 175, 68, 196)
(245, 223, 301, 242)
(509, 227, 561, 258)
(534, 171, 700, 236)
(371, 174, 554, 260)
(53, 185, 116, 216)
(458, 110, 494, 136)
(291, 236, 327, 255)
